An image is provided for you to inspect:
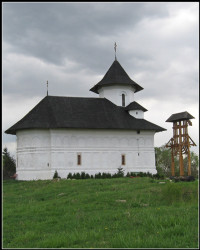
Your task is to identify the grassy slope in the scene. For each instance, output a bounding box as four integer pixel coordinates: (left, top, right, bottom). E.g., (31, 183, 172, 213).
(3, 178, 199, 248)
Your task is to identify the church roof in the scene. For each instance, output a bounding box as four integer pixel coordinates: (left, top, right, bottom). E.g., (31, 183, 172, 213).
(5, 96, 165, 135)
(125, 101, 148, 112)
(166, 111, 195, 122)
(90, 60, 143, 94)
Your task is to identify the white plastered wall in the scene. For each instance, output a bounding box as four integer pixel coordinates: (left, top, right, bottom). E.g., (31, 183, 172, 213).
(16, 128, 157, 180)
(129, 110, 144, 119)
(98, 85, 135, 107)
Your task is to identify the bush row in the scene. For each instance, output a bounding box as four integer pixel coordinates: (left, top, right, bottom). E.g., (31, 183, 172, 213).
(66, 171, 124, 179)
(127, 172, 165, 179)
(64, 170, 165, 180)
(53, 166, 165, 180)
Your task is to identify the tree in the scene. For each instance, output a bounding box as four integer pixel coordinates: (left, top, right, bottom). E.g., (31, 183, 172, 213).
(155, 146, 179, 176)
(183, 151, 199, 177)
(2, 147, 16, 179)
(155, 146, 199, 177)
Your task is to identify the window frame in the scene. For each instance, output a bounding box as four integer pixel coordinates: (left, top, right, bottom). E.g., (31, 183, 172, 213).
(122, 93, 125, 107)
(77, 153, 82, 165)
(121, 154, 126, 165)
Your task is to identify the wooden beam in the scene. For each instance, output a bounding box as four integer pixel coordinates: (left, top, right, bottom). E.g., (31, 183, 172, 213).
(179, 121, 184, 176)
(171, 150, 175, 176)
(179, 153, 184, 176)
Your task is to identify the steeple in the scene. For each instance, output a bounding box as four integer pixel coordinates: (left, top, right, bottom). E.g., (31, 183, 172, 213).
(90, 60, 143, 94)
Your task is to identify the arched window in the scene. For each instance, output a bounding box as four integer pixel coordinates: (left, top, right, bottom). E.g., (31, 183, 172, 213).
(122, 94, 125, 107)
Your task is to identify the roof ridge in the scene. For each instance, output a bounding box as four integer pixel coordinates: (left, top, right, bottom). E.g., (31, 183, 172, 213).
(46, 95, 107, 100)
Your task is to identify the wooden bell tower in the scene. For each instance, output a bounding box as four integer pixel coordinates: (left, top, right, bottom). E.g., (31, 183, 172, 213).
(165, 111, 196, 177)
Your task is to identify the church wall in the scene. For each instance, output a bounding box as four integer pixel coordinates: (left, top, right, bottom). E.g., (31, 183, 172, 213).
(16, 128, 157, 180)
(98, 85, 135, 106)
(16, 130, 52, 180)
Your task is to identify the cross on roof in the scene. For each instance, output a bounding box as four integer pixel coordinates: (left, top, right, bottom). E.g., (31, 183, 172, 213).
(114, 42, 117, 60)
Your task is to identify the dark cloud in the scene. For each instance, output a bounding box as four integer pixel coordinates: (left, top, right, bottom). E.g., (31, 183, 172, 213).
(3, 2, 171, 67)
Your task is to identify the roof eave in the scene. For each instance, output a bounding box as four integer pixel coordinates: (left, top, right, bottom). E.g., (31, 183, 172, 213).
(166, 117, 195, 122)
(5, 129, 16, 135)
(89, 86, 99, 94)
(90, 82, 143, 94)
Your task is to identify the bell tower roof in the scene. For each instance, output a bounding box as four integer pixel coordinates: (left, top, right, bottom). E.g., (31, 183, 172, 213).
(166, 111, 195, 122)
(90, 60, 143, 94)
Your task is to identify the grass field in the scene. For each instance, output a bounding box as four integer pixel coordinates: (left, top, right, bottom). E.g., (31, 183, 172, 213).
(3, 177, 199, 248)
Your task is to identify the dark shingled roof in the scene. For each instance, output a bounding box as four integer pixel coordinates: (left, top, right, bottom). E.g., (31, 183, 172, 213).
(166, 111, 195, 122)
(125, 101, 148, 112)
(90, 60, 143, 94)
(5, 96, 166, 135)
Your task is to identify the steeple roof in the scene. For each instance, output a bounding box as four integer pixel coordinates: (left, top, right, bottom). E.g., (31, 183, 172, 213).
(125, 101, 148, 112)
(90, 60, 143, 94)
(166, 111, 195, 122)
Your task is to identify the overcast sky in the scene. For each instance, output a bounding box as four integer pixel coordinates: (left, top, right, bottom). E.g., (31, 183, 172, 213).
(2, 2, 199, 158)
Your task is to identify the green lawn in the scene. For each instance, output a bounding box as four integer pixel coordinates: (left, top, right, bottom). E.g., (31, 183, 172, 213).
(3, 177, 199, 248)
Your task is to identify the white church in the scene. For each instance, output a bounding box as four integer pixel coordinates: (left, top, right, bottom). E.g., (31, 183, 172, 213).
(5, 56, 166, 180)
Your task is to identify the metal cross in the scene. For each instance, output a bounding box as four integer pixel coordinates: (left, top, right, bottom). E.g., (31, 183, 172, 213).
(114, 42, 117, 60)
(47, 80, 48, 96)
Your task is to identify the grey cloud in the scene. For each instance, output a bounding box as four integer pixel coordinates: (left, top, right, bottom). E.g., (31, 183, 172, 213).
(3, 2, 171, 68)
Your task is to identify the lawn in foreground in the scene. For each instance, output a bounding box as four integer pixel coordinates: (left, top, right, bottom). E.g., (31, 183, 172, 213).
(3, 177, 199, 248)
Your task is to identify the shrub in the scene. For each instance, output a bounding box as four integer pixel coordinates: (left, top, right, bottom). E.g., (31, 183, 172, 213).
(130, 172, 136, 177)
(75, 173, 81, 179)
(101, 173, 107, 179)
(81, 172, 86, 179)
(106, 173, 112, 178)
(53, 170, 60, 179)
(72, 173, 76, 179)
(95, 172, 102, 179)
(117, 167, 124, 177)
(138, 172, 144, 177)
(112, 173, 118, 178)
(85, 173, 90, 179)
(102, 173, 112, 179)
(102, 172, 112, 179)
(71, 173, 81, 179)
(67, 173, 73, 179)
(126, 172, 131, 177)
(146, 172, 153, 178)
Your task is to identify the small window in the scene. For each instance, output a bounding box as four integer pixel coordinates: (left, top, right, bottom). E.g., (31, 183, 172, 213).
(77, 154, 81, 165)
(122, 94, 125, 107)
(122, 154, 126, 165)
